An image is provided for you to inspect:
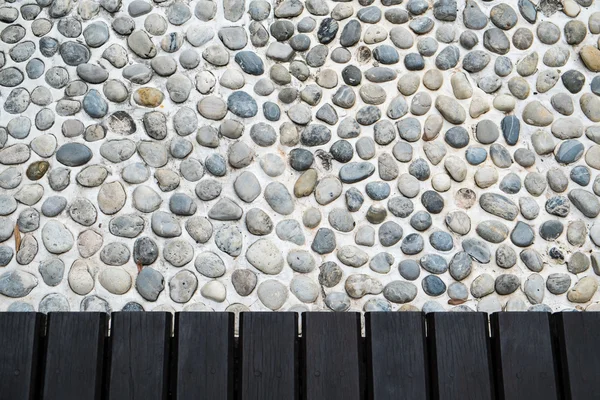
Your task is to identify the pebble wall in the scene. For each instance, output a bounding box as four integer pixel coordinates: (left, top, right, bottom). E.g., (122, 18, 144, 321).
(1, 0, 600, 314)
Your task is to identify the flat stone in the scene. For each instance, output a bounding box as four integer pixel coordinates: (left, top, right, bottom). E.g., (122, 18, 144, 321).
(68, 260, 95, 295)
(510, 221, 535, 247)
(257, 280, 288, 310)
(246, 239, 284, 274)
(99, 267, 132, 295)
(195, 251, 226, 278)
(291, 275, 319, 303)
(127, 30, 157, 58)
(462, 238, 491, 263)
(151, 211, 181, 238)
(42, 220, 73, 254)
(0, 270, 37, 298)
(435, 95, 466, 124)
(136, 267, 164, 301)
(567, 276, 598, 303)
(168, 270, 197, 303)
(479, 193, 519, 220)
(337, 245, 369, 267)
(522, 101, 554, 126)
(97, 181, 126, 215)
(470, 273, 494, 298)
(214, 225, 242, 257)
(339, 162, 375, 183)
(520, 248, 544, 272)
(208, 197, 243, 220)
(569, 189, 600, 218)
(476, 220, 509, 243)
(547, 273, 571, 295)
(565, 220, 586, 247)
(39, 258, 65, 286)
(133, 237, 159, 265)
(383, 281, 417, 303)
(580, 45, 600, 72)
(232, 269, 257, 296)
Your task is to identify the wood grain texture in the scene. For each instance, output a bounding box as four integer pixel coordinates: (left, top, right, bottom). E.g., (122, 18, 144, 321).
(366, 312, 428, 400)
(427, 312, 494, 400)
(107, 312, 172, 400)
(0, 312, 43, 400)
(491, 312, 558, 400)
(240, 312, 298, 400)
(553, 312, 600, 400)
(42, 312, 108, 400)
(302, 312, 362, 400)
(173, 312, 234, 400)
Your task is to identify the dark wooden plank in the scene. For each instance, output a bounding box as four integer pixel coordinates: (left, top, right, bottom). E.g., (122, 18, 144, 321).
(240, 312, 298, 400)
(173, 312, 234, 400)
(0, 312, 44, 400)
(427, 312, 494, 400)
(553, 312, 600, 400)
(302, 312, 362, 400)
(107, 312, 172, 400)
(491, 312, 558, 400)
(42, 312, 108, 400)
(365, 312, 428, 400)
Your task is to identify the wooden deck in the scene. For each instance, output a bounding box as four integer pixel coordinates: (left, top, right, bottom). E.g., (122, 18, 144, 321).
(0, 311, 597, 400)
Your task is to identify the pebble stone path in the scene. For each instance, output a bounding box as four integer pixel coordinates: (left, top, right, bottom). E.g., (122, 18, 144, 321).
(1, 0, 600, 314)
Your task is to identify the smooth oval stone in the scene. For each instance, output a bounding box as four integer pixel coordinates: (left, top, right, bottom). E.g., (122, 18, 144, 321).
(555, 140, 584, 164)
(234, 51, 264, 75)
(420, 254, 448, 274)
(462, 238, 491, 263)
(571, 166, 590, 186)
(511, 221, 535, 247)
(422, 275, 446, 296)
(339, 162, 375, 183)
(383, 281, 417, 303)
(569, 189, 600, 218)
(476, 220, 509, 243)
(465, 146, 487, 165)
(501, 115, 520, 145)
(539, 220, 564, 241)
(479, 193, 519, 220)
(55, 143, 92, 166)
(401, 233, 424, 255)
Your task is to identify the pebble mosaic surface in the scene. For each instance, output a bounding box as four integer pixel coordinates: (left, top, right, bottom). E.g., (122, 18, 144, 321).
(1, 0, 600, 314)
